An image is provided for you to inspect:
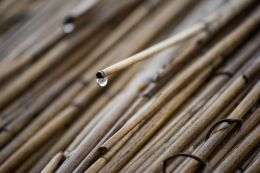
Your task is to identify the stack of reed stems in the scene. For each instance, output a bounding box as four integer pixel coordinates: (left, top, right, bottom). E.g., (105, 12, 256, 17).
(0, 0, 259, 172)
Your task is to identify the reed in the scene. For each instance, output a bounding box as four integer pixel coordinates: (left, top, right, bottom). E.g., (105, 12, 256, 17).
(244, 153, 260, 173)
(41, 152, 65, 173)
(96, 0, 258, 81)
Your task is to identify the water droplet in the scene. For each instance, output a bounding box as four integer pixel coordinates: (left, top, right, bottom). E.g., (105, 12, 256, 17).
(63, 23, 75, 33)
(96, 77, 108, 87)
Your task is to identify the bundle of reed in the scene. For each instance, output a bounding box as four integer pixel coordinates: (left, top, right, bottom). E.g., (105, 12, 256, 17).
(0, 0, 259, 172)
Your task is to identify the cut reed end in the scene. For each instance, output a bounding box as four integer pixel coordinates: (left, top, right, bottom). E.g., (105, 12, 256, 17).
(96, 71, 106, 79)
(63, 16, 75, 33)
(98, 146, 108, 155)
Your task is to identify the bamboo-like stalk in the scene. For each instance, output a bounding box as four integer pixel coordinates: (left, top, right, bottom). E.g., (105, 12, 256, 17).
(244, 152, 260, 173)
(96, 22, 206, 80)
(65, 105, 107, 152)
(214, 125, 260, 173)
(238, 147, 260, 172)
(96, 0, 258, 80)
(0, 42, 136, 171)
(0, 73, 119, 170)
(107, 61, 252, 173)
(14, 133, 60, 173)
(41, 152, 65, 173)
(0, 0, 142, 132)
(85, 122, 144, 173)
(0, 107, 79, 172)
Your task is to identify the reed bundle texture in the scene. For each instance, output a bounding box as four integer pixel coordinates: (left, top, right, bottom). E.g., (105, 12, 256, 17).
(0, 0, 259, 173)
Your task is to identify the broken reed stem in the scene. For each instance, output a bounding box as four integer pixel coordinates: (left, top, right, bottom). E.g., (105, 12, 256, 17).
(96, 0, 258, 79)
(96, 22, 205, 78)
